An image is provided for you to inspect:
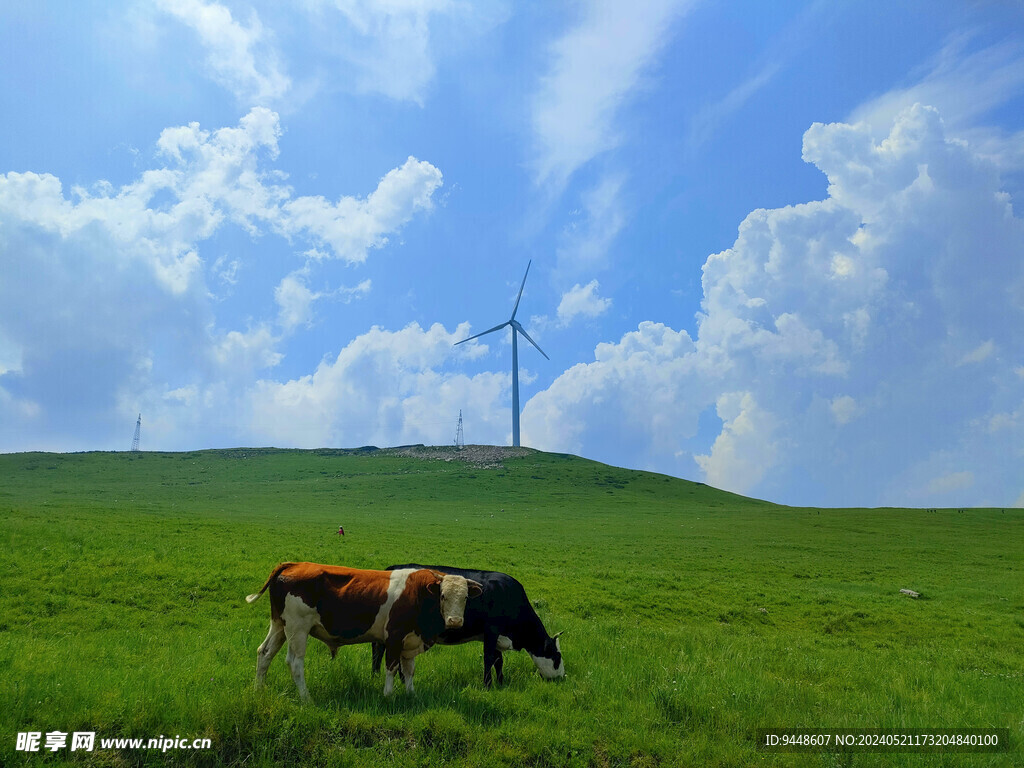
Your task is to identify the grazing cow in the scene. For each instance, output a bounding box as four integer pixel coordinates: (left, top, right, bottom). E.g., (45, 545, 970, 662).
(371, 564, 563, 687)
(246, 562, 482, 700)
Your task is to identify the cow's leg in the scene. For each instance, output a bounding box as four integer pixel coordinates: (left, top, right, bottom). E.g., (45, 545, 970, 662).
(483, 632, 500, 688)
(494, 651, 505, 686)
(285, 629, 311, 702)
(371, 642, 385, 675)
(255, 620, 286, 688)
(383, 643, 402, 696)
(400, 653, 417, 694)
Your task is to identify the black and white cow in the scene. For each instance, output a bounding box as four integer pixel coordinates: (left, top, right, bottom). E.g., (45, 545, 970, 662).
(371, 564, 564, 687)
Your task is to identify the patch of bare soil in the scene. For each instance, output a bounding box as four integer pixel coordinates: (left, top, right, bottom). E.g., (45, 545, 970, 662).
(382, 444, 535, 469)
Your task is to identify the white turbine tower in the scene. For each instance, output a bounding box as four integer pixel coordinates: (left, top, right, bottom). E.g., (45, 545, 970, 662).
(455, 260, 548, 447)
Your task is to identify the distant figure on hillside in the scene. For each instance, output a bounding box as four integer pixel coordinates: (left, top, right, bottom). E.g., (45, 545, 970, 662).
(337, 526, 345, 536)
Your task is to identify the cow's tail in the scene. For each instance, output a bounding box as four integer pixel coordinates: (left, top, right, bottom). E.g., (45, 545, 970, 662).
(246, 562, 293, 604)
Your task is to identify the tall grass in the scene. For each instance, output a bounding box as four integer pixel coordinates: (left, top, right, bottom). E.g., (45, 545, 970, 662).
(0, 448, 1020, 766)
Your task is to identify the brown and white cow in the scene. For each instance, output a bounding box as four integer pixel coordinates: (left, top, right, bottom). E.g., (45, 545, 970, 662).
(246, 562, 482, 700)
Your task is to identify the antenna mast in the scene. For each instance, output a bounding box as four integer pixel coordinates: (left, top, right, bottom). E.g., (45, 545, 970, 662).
(454, 410, 464, 450)
(131, 414, 141, 452)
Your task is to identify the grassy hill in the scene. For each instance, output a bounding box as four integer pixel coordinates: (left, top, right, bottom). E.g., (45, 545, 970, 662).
(0, 447, 1020, 766)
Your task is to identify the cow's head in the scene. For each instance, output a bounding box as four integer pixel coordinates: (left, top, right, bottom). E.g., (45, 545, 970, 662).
(529, 631, 565, 680)
(427, 571, 483, 629)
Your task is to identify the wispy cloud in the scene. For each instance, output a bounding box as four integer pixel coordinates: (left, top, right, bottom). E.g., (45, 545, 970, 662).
(305, 0, 508, 104)
(688, 64, 781, 150)
(531, 0, 692, 192)
(556, 173, 627, 275)
(158, 0, 291, 105)
(687, 1, 830, 151)
(850, 33, 1024, 140)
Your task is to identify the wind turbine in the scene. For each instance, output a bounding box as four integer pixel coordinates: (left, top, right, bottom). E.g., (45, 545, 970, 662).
(455, 260, 548, 447)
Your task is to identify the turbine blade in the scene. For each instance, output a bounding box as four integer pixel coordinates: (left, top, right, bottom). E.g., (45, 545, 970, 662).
(454, 321, 509, 346)
(510, 260, 532, 320)
(511, 321, 549, 360)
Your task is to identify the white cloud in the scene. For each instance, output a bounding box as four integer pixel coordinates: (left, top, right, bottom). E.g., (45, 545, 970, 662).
(556, 174, 627, 274)
(214, 325, 283, 373)
(688, 2, 830, 151)
(523, 321, 701, 462)
(0, 329, 23, 377)
(694, 392, 778, 495)
(925, 470, 974, 496)
(339, 278, 372, 303)
(315, 0, 446, 103)
(830, 395, 857, 425)
(531, 0, 691, 190)
(557, 280, 611, 326)
(283, 157, 443, 263)
(276, 271, 319, 331)
(525, 104, 1024, 506)
(0, 110, 443, 450)
(159, 0, 291, 105)
(958, 340, 995, 366)
(0, 109, 442, 290)
(851, 36, 1024, 136)
(689, 64, 780, 151)
(275, 271, 373, 332)
(849, 35, 1024, 171)
(305, 0, 508, 104)
(248, 322, 510, 447)
(212, 254, 241, 286)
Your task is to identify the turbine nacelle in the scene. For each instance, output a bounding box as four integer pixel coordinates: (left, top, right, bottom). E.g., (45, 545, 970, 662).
(509, 320, 548, 360)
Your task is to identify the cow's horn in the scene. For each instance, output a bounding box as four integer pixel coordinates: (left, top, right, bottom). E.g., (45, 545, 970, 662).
(553, 631, 564, 639)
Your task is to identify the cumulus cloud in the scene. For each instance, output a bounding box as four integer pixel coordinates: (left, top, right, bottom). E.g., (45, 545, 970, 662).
(0, 110, 443, 450)
(524, 104, 1024, 507)
(248, 322, 510, 447)
(159, 0, 291, 105)
(531, 0, 691, 190)
(524, 321, 703, 464)
(275, 271, 319, 331)
(0, 108, 441, 290)
(850, 35, 1024, 175)
(275, 270, 374, 331)
(557, 280, 612, 326)
(694, 392, 778, 495)
(283, 157, 443, 263)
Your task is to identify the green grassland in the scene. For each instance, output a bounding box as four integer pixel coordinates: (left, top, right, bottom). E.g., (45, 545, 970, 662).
(0, 447, 1020, 767)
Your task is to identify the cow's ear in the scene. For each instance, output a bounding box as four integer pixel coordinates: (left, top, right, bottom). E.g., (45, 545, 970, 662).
(426, 580, 440, 596)
(467, 579, 484, 598)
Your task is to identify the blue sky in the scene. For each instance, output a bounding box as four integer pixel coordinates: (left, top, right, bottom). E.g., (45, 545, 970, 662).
(2, 1, 1023, 508)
